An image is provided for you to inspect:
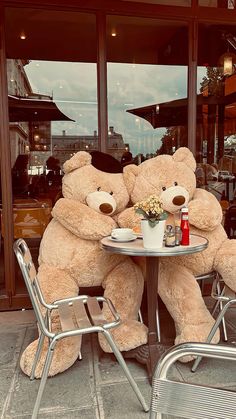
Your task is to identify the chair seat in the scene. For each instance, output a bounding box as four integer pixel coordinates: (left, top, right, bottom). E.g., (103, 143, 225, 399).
(57, 296, 118, 333)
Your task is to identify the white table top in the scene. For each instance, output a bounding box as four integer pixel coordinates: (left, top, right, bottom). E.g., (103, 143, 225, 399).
(100, 234, 208, 257)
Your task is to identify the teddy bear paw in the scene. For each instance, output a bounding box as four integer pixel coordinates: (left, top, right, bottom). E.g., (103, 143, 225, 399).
(98, 319, 148, 353)
(20, 336, 82, 378)
(174, 322, 220, 363)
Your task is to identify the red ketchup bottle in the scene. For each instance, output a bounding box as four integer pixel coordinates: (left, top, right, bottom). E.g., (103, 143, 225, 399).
(180, 207, 190, 245)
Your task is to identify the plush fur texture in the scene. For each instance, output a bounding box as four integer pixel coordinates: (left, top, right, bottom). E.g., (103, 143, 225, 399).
(118, 147, 236, 359)
(20, 152, 147, 378)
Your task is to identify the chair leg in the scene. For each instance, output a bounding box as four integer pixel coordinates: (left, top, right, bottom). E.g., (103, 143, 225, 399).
(191, 302, 231, 373)
(156, 297, 161, 343)
(219, 300, 228, 342)
(30, 332, 46, 380)
(102, 329, 149, 412)
(32, 342, 55, 419)
(211, 283, 228, 342)
(138, 309, 143, 324)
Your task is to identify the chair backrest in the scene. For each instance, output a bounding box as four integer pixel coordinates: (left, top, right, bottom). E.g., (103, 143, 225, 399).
(150, 342, 236, 419)
(13, 239, 48, 334)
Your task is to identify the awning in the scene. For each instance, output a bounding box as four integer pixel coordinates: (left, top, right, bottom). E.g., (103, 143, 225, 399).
(127, 93, 236, 130)
(8, 95, 74, 122)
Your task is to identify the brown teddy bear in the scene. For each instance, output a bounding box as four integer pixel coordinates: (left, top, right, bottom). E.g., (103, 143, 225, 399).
(20, 151, 147, 378)
(118, 147, 236, 355)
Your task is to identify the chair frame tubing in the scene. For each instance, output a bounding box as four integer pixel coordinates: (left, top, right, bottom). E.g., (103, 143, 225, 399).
(150, 342, 236, 419)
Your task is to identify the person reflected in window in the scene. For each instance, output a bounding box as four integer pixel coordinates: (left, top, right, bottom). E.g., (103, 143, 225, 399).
(46, 156, 62, 187)
(12, 154, 29, 197)
(121, 151, 133, 167)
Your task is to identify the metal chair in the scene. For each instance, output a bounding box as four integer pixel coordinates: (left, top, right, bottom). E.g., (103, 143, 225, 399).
(192, 274, 235, 372)
(150, 342, 236, 419)
(14, 238, 149, 418)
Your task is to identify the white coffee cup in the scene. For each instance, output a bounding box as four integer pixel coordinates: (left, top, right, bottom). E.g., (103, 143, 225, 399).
(111, 228, 134, 240)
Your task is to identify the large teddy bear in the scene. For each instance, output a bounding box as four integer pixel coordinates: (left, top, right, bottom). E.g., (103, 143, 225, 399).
(20, 151, 147, 377)
(118, 147, 236, 353)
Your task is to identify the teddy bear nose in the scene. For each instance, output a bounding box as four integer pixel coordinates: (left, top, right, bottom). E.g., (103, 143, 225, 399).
(99, 203, 113, 214)
(172, 195, 185, 206)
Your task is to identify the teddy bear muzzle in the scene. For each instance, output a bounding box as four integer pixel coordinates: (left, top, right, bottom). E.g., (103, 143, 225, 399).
(99, 203, 113, 214)
(86, 190, 117, 215)
(172, 195, 186, 206)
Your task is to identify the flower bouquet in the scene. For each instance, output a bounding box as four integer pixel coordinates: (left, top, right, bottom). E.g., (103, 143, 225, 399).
(134, 195, 168, 228)
(134, 195, 168, 248)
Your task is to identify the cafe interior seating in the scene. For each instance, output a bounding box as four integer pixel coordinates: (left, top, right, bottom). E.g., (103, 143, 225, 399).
(0, 200, 52, 240)
(14, 238, 149, 419)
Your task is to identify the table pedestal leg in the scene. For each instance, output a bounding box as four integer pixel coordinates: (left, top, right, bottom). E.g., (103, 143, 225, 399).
(124, 256, 170, 382)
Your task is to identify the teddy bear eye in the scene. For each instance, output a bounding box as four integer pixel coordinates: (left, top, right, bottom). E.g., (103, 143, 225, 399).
(162, 187, 166, 191)
(174, 182, 178, 186)
(110, 191, 113, 195)
(97, 187, 101, 191)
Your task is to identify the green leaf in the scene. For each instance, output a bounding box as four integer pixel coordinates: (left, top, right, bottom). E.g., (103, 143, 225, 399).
(148, 219, 159, 228)
(135, 208, 147, 218)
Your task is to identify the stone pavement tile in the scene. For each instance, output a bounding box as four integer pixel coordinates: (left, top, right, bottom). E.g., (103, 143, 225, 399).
(0, 369, 15, 415)
(97, 351, 182, 385)
(176, 357, 236, 388)
(0, 327, 26, 369)
(6, 352, 97, 418)
(92, 335, 181, 385)
(0, 310, 36, 326)
(101, 381, 151, 419)
(38, 407, 98, 418)
(11, 407, 98, 418)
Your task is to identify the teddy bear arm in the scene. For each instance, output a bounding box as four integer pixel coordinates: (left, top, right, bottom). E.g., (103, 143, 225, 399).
(52, 198, 117, 239)
(117, 207, 142, 229)
(188, 189, 223, 231)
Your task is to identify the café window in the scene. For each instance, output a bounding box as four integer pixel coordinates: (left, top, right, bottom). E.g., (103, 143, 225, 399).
(3, 7, 97, 302)
(107, 15, 188, 165)
(198, 0, 235, 8)
(195, 22, 236, 201)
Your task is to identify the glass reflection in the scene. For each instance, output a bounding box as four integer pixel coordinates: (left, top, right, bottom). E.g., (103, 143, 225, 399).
(107, 16, 188, 163)
(196, 23, 236, 205)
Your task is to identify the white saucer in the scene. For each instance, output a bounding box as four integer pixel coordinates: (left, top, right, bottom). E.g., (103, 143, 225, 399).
(109, 235, 136, 242)
(133, 233, 143, 239)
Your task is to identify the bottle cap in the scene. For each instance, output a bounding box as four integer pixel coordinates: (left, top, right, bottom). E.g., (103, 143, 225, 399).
(181, 207, 188, 213)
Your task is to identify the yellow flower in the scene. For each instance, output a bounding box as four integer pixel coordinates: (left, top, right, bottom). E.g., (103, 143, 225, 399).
(134, 194, 167, 227)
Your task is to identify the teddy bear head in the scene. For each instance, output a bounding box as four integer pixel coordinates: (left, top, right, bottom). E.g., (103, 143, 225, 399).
(62, 151, 129, 215)
(123, 147, 197, 214)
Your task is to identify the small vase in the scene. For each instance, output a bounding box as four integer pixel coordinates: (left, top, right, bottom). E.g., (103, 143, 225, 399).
(141, 219, 166, 249)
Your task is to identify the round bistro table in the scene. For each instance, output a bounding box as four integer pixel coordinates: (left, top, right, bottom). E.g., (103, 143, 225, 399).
(100, 234, 208, 380)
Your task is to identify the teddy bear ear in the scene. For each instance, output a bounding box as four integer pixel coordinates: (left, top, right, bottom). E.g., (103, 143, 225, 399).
(123, 164, 141, 195)
(63, 151, 92, 174)
(172, 147, 196, 172)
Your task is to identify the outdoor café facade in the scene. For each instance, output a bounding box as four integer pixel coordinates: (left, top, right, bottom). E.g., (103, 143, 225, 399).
(0, 0, 236, 311)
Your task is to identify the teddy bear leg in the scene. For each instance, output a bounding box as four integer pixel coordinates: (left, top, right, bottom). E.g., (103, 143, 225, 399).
(20, 264, 81, 378)
(158, 261, 220, 361)
(213, 238, 236, 292)
(98, 259, 148, 353)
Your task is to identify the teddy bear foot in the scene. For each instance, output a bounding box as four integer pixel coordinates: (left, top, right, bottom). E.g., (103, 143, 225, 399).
(20, 336, 82, 378)
(174, 322, 220, 363)
(98, 320, 148, 353)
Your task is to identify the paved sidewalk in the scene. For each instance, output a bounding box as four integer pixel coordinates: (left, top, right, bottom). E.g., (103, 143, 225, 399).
(1, 299, 236, 418)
